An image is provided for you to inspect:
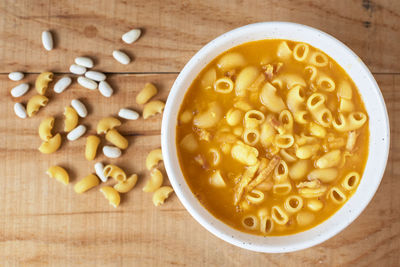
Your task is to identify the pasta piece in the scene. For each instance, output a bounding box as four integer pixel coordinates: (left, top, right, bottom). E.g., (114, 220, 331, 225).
(64, 106, 79, 132)
(315, 150, 341, 168)
(259, 214, 274, 234)
(143, 100, 165, 119)
(97, 117, 121, 134)
(233, 98, 253, 112)
(274, 134, 294, 148)
(244, 110, 265, 128)
(307, 199, 323, 211)
(114, 174, 138, 193)
(234, 66, 260, 96)
(85, 135, 101, 161)
(27, 95, 48, 117)
(329, 187, 347, 204)
(339, 98, 355, 113)
(144, 148, 163, 171)
(136, 83, 158, 104)
(296, 211, 315, 226)
(308, 168, 338, 183)
(38, 117, 54, 141)
(278, 110, 293, 134)
(260, 120, 276, 148)
(35, 71, 53, 95)
(180, 133, 198, 153)
(306, 93, 332, 127)
(152, 186, 174, 206)
(293, 43, 309, 62)
(217, 52, 246, 71)
(103, 164, 127, 182)
(242, 215, 259, 230)
(231, 141, 259, 166)
(272, 73, 306, 90)
(247, 73, 266, 91)
(279, 149, 297, 163)
(105, 129, 128, 150)
(346, 131, 358, 152)
(200, 68, 217, 90)
(317, 73, 335, 92)
(46, 166, 69, 185)
(100, 186, 121, 208)
(308, 51, 329, 67)
(309, 122, 326, 138)
(193, 102, 222, 128)
(271, 206, 289, 225)
(332, 112, 367, 132)
(74, 174, 100, 194)
(214, 77, 234, 94)
(284, 195, 303, 213)
(287, 85, 306, 115)
(243, 128, 260, 146)
(209, 170, 226, 188)
(273, 182, 292, 195)
(245, 190, 265, 204)
(304, 65, 318, 82)
(260, 82, 286, 113)
(276, 41, 292, 60)
(233, 126, 244, 137)
(289, 160, 310, 181)
(274, 160, 289, 182)
(341, 171, 360, 191)
(38, 133, 61, 154)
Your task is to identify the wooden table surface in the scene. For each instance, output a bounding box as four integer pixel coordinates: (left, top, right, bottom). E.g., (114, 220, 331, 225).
(0, 0, 399, 266)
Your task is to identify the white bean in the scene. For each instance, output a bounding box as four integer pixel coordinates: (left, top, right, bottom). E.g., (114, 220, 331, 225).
(94, 162, 108, 182)
(122, 29, 141, 44)
(54, 76, 72, 93)
(11, 83, 29, 97)
(67, 125, 86, 141)
(85, 71, 106, 82)
(98, 81, 113, 97)
(103, 146, 122, 158)
(77, 76, 97, 90)
(75, 57, 94, 68)
(71, 99, 88, 118)
(70, 64, 87, 75)
(112, 50, 131, 65)
(41, 31, 53, 51)
(118, 108, 139, 120)
(8, 72, 24, 81)
(13, 103, 27, 119)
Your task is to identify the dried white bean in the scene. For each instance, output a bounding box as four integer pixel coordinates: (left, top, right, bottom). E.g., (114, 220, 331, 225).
(94, 162, 108, 182)
(67, 125, 86, 141)
(75, 57, 94, 68)
(70, 64, 87, 75)
(118, 108, 139, 120)
(54, 76, 72, 93)
(122, 29, 141, 44)
(11, 83, 29, 97)
(98, 81, 113, 97)
(41, 31, 53, 51)
(71, 99, 88, 118)
(85, 71, 106, 82)
(77, 76, 97, 90)
(14, 103, 27, 119)
(112, 50, 131, 65)
(103, 146, 122, 158)
(8, 72, 24, 81)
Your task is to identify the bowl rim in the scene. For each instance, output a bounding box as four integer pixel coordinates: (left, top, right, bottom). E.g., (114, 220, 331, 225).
(161, 21, 390, 253)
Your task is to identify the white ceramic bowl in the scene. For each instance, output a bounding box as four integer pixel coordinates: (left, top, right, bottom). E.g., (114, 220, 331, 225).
(161, 22, 390, 253)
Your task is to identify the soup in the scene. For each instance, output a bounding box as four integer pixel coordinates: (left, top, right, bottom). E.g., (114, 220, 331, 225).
(176, 39, 369, 236)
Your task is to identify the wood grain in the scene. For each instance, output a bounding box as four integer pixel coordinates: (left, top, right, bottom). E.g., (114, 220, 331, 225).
(0, 0, 399, 74)
(0, 0, 399, 266)
(0, 74, 399, 266)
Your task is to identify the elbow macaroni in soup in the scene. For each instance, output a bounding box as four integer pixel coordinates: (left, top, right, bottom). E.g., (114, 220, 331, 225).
(176, 40, 369, 236)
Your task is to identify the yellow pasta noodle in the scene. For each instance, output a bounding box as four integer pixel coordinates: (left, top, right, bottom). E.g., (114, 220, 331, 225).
(46, 166, 69, 185)
(200, 68, 217, 90)
(38, 117, 54, 141)
(308, 51, 329, 67)
(143, 168, 163, 192)
(293, 43, 309, 62)
(114, 174, 138, 193)
(217, 52, 246, 71)
(35, 71, 53, 95)
(260, 82, 286, 113)
(143, 100, 165, 119)
(74, 174, 99, 194)
(64, 106, 79, 132)
(100, 186, 121, 208)
(105, 129, 128, 150)
(97, 117, 121, 134)
(136, 83, 158, 105)
(242, 215, 259, 230)
(27, 95, 48, 117)
(103, 164, 127, 182)
(85, 135, 101, 161)
(146, 148, 163, 170)
(341, 171, 360, 191)
(152, 186, 174, 207)
(38, 133, 61, 154)
(234, 66, 260, 96)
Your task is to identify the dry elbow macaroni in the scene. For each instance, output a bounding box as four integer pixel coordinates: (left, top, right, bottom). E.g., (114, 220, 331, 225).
(143, 100, 165, 119)
(100, 186, 121, 208)
(64, 106, 79, 132)
(27, 95, 48, 117)
(136, 83, 158, 104)
(74, 174, 100, 194)
(39, 133, 62, 154)
(38, 117, 54, 141)
(152, 186, 174, 207)
(85, 135, 101, 161)
(97, 117, 122, 134)
(35, 71, 53, 95)
(46, 166, 69, 185)
(146, 148, 163, 170)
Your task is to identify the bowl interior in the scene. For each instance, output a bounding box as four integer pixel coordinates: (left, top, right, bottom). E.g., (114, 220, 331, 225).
(161, 22, 390, 253)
